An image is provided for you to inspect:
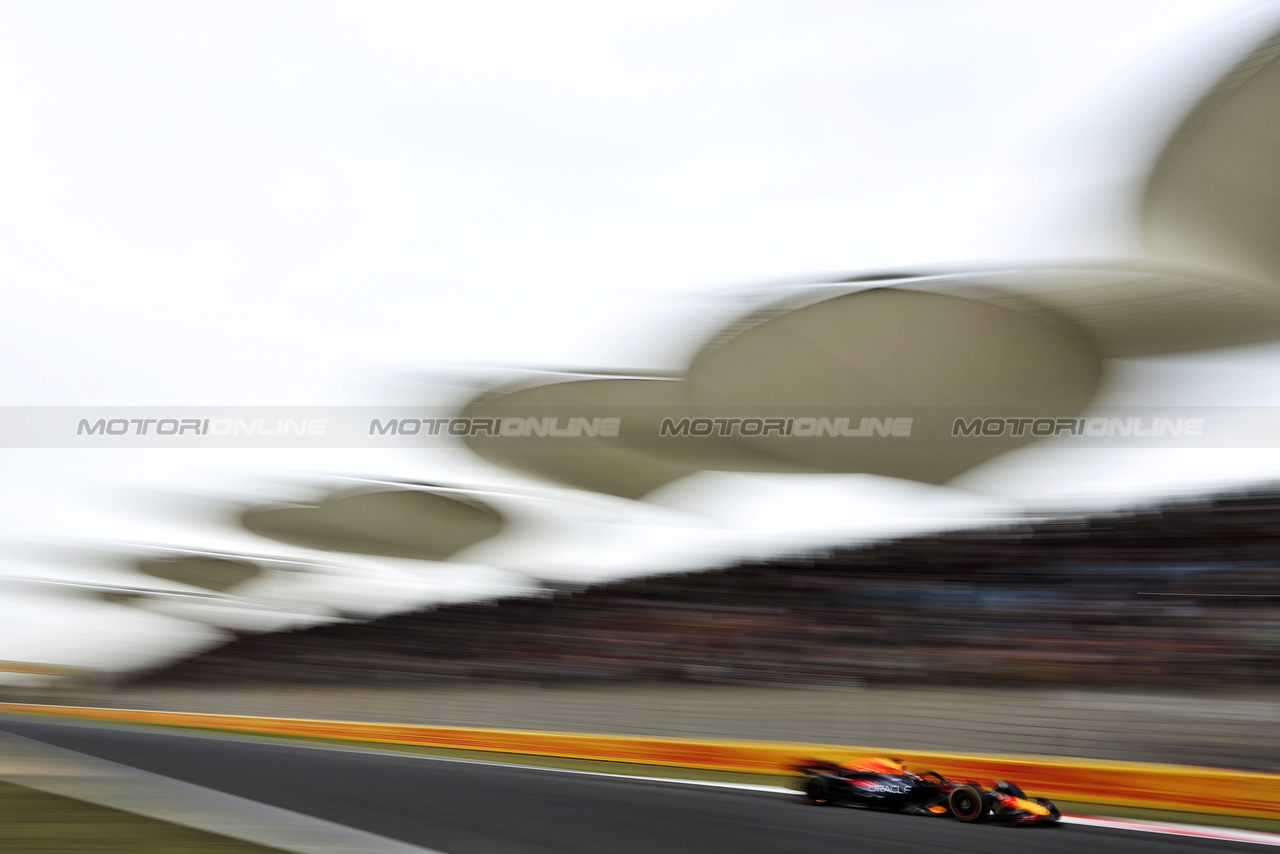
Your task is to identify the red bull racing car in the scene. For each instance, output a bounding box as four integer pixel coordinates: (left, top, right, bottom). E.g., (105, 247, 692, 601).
(794, 756, 1060, 825)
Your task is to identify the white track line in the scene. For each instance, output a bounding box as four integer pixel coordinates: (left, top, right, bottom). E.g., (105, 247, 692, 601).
(1063, 815, 1280, 847)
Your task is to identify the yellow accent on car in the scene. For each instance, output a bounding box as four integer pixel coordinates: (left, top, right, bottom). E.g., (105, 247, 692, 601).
(1008, 796, 1050, 816)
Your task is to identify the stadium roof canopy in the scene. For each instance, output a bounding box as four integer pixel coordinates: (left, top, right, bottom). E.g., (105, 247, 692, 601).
(242, 487, 503, 561)
(136, 555, 261, 593)
(459, 26, 1280, 500)
(1144, 29, 1280, 293)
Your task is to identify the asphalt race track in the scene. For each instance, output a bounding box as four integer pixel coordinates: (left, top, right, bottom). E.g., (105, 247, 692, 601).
(0, 716, 1256, 854)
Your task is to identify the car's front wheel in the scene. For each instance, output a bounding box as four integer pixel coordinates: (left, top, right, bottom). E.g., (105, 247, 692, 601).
(948, 785, 988, 822)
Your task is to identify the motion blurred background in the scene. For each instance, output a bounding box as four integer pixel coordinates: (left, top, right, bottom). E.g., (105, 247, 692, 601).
(4, 0, 1280, 780)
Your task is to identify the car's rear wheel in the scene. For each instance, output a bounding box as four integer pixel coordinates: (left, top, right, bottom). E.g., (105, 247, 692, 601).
(948, 785, 988, 822)
(802, 774, 833, 805)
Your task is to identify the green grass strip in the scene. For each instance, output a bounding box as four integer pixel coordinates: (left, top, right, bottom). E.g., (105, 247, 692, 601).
(0, 779, 290, 854)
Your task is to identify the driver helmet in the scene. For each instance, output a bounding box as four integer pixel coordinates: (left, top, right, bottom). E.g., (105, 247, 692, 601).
(886, 757, 914, 776)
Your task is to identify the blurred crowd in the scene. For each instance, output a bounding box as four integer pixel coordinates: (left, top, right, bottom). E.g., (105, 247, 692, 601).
(149, 490, 1280, 689)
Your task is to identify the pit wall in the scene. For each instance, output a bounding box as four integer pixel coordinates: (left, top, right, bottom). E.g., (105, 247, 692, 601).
(2, 702, 1275, 820)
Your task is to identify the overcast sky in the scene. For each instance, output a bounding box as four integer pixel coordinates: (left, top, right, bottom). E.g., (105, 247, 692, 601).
(1, 0, 1278, 676)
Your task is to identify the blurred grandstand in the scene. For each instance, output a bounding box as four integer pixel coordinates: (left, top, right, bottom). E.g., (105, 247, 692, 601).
(143, 486, 1280, 691)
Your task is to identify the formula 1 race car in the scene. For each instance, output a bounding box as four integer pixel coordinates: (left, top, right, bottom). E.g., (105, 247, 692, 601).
(794, 756, 1060, 825)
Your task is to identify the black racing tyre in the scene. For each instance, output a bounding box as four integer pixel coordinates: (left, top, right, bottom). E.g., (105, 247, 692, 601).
(802, 774, 834, 805)
(948, 785, 988, 822)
